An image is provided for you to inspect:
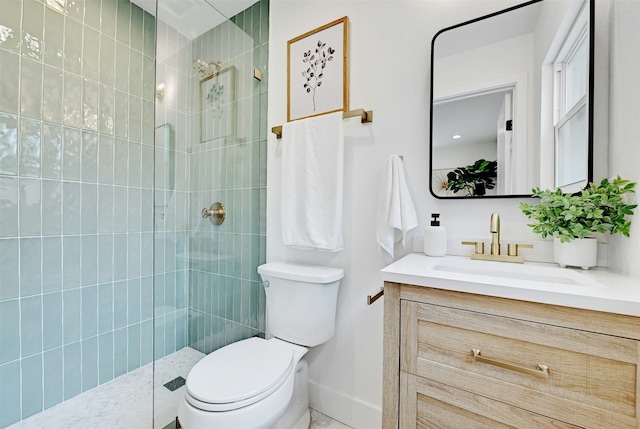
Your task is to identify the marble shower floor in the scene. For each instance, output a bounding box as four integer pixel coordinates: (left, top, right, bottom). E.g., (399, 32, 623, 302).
(8, 347, 352, 429)
(8, 348, 204, 429)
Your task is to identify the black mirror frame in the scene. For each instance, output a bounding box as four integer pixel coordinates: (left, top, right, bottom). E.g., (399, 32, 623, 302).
(429, 0, 594, 199)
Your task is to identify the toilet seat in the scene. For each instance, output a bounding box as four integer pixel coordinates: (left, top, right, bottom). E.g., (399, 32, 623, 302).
(185, 337, 294, 412)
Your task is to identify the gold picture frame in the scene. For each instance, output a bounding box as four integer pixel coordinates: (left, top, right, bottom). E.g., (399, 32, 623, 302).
(200, 65, 236, 143)
(287, 16, 349, 122)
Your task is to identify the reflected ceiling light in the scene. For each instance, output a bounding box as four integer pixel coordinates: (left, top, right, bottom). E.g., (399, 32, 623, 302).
(46, 0, 66, 12)
(452, 134, 462, 139)
(0, 25, 14, 43)
(156, 83, 166, 102)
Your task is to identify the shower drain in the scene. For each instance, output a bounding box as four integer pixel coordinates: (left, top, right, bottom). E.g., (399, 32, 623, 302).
(163, 376, 186, 392)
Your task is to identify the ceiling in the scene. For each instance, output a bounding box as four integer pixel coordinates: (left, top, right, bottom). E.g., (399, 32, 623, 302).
(434, 1, 543, 59)
(132, 0, 260, 39)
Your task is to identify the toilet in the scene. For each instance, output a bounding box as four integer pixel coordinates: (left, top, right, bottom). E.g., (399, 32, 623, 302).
(178, 261, 344, 429)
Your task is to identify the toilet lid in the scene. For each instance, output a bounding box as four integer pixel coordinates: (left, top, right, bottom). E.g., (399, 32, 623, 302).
(186, 337, 294, 410)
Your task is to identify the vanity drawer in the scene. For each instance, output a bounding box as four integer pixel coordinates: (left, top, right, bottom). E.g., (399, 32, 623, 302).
(400, 300, 640, 429)
(400, 372, 582, 429)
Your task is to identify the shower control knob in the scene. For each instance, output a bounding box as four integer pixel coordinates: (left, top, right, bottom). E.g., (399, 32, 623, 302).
(202, 202, 225, 225)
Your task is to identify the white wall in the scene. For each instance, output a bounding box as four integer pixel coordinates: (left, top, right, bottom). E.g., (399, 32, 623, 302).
(434, 33, 533, 99)
(608, 0, 640, 276)
(267, 0, 631, 427)
(433, 141, 497, 170)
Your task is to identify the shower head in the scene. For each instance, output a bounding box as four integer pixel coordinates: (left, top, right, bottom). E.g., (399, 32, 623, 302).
(192, 59, 222, 79)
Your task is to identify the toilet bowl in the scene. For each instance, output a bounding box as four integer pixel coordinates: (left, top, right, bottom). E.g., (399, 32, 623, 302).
(178, 262, 343, 429)
(178, 337, 309, 429)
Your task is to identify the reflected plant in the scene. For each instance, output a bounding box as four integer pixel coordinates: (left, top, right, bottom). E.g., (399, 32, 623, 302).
(302, 40, 335, 110)
(446, 159, 498, 196)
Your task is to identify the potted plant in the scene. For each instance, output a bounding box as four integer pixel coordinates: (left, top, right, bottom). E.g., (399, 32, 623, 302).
(519, 176, 637, 269)
(446, 159, 498, 196)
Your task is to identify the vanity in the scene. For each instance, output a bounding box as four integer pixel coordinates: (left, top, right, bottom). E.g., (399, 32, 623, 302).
(381, 254, 640, 429)
(396, 0, 639, 423)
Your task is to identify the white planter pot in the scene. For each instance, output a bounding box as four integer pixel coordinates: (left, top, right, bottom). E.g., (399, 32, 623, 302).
(553, 237, 598, 270)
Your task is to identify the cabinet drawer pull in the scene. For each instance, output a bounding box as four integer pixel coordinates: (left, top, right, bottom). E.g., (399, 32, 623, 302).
(471, 349, 549, 379)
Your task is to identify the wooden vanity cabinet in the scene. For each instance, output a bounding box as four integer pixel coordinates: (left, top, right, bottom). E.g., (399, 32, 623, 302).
(382, 282, 640, 429)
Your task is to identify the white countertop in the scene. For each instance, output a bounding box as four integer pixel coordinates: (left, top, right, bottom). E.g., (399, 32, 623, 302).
(380, 253, 640, 317)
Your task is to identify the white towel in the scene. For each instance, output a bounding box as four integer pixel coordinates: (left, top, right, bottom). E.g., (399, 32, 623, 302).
(281, 112, 344, 251)
(376, 155, 418, 263)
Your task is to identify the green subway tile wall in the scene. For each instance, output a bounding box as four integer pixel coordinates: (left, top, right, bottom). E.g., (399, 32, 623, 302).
(0, 0, 268, 426)
(184, 0, 269, 354)
(0, 0, 159, 426)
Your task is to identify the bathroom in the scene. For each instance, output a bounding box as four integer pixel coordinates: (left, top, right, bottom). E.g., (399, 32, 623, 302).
(1, 0, 639, 428)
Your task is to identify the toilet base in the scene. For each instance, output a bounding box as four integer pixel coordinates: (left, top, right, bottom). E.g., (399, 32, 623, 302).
(292, 408, 311, 429)
(269, 358, 310, 428)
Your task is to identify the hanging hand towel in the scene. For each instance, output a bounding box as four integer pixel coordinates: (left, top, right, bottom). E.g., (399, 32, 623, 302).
(281, 112, 344, 251)
(376, 155, 418, 263)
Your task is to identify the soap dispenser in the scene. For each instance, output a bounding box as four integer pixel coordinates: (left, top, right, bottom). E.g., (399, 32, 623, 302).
(424, 213, 447, 257)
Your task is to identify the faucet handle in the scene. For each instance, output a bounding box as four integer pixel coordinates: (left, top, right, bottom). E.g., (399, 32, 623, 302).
(462, 241, 485, 254)
(507, 243, 533, 257)
(490, 213, 500, 233)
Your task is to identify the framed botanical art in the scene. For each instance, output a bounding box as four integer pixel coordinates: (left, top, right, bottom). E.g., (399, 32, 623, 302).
(200, 65, 236, 143)
(287, 16, 349, 122)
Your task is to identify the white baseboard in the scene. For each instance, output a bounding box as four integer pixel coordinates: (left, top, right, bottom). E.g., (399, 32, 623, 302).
(308, 380, 382, 429)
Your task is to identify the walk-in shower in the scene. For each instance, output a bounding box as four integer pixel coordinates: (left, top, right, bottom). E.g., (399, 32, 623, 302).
(0, 0, 269, 427)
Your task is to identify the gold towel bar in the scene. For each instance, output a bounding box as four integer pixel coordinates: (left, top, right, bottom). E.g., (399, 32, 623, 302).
(367, 286, 384, 305)
(271, 108, 373, 139)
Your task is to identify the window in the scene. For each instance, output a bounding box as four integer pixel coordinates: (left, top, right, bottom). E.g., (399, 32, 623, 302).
(553, 2, 589, 190)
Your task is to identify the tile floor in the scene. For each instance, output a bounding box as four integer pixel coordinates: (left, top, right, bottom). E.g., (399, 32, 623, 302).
(8, 347, 352, 429)
(160, 410, 352, 429)
(309, 409, 353, 429)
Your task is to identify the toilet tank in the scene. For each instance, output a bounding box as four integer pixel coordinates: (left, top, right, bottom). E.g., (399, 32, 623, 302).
(257, 262, 344, 347)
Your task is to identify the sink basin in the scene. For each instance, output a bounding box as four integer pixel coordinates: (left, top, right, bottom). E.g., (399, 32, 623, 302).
(428, 258, 606, 289)
(380, 254, 640, 317)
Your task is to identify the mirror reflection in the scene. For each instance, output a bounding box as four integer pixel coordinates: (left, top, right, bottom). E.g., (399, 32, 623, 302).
(430, 0, 593, 198)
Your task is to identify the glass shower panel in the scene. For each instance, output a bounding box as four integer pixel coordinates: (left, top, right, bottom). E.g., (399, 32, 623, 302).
(152, 0, 268, 426)
(187, 4, 268, 354)
(0, 0, 156, 428)
(152, 14, 191, 429)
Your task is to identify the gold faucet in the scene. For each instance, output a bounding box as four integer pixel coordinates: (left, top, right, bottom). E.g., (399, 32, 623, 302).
(490, 212, 500, 256)
(462, 212, 533, 263)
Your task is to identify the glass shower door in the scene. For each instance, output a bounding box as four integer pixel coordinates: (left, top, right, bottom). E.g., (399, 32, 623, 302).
(152, 0, 269, 427)
(0, 0, 157, 427)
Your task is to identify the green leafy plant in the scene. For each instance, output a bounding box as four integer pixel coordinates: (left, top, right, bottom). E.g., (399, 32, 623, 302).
(446, 159, 497, 196)
(519, 176, 637, 243)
